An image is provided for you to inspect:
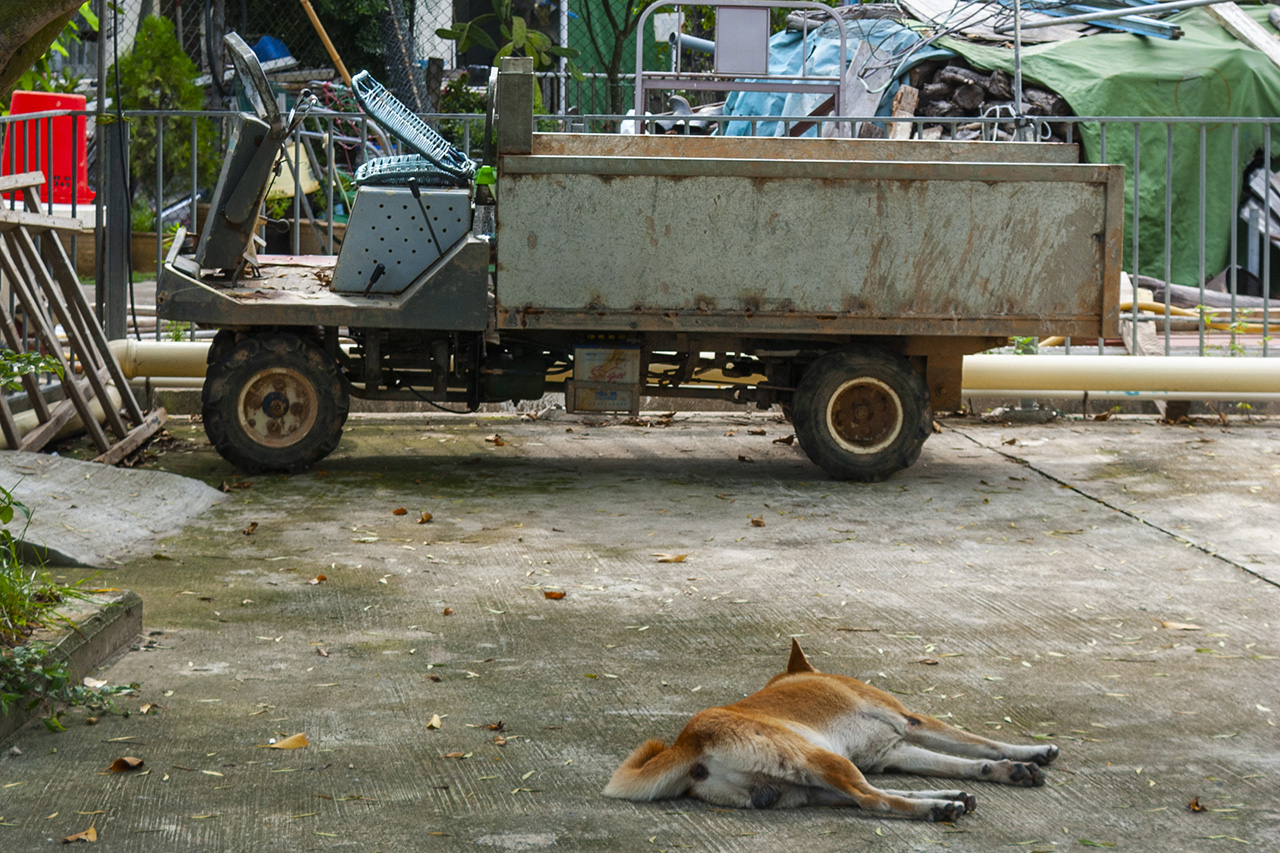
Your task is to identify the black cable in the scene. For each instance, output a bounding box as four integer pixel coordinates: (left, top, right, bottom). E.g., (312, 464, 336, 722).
(110, 1, 140, 341)
(384, 366, 477, 414)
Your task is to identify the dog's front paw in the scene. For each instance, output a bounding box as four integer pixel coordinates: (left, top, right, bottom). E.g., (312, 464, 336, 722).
(1007, 761, 1044, 787)
(954, 791, 977, 813)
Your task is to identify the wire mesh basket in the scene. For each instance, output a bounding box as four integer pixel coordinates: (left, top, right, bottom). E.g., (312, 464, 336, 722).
(354, 154, 460, 188)
(352, 70, 476, 184)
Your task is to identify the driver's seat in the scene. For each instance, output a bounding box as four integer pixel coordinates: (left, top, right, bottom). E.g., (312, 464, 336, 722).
(196, 33, 289, 273)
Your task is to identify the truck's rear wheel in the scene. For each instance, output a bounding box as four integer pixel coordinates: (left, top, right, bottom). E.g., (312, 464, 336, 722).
(792, 347, 931, 482)
(202, 332, 349, 474)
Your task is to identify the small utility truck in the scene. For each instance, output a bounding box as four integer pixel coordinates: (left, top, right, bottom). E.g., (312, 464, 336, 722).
(158, 35, 1121, 482)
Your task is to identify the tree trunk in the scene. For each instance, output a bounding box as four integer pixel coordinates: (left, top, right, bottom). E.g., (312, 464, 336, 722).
(0, 0, 85, 104)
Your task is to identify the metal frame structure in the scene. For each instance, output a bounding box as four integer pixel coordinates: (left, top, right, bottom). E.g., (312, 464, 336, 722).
(632, 0, 849, 130)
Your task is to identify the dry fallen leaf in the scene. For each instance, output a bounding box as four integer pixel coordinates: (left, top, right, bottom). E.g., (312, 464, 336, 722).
(931, 420, 943, 434)
(652, 553, 688, 563)
(1003, 437, 1018, 446)
(392, 507, 408, 516)
(1094, 411, 1112, 421)
(442, 607, 454, 616)
(264, 733, 309, 750)
(82, 677, 108, 689)
(485, 434, 505, 446)
(427, 714, 443, 730)
(1161, 620, 1202, 631)
(316, 648, 329, 657)
(737, 454, 754, 463)
(63, 826, 97, 843)
(750, 516, 766, 527)
(242, 522, 258, 536)
(1188, 797, 1206, 812)
(748, 428, 766, 436)
(418, 512, 433, 524)
(493, 735, 507, 746)
(139, 703, 161, 715)
(543, 590, 566, 600)
(771, 435, 795, 446)
(916, 659, 940, 666)
(443, 752, 467, 759)
(107, 756, 144, 773)
(308, 574, 328, 585)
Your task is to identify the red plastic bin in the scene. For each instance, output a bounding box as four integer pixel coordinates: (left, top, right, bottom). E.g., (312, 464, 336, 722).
(1, 91, 95, 205)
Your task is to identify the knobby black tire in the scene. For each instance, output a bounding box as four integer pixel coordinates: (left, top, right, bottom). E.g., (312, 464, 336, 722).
(792, 347, 932, 482)
(202, 332, 349, 474)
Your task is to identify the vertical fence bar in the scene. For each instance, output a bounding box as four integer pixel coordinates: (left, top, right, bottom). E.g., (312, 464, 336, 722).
(43, 116, 53, 214)
(1163, 122, 1173, 355)
(326, 115, 335, 254)
(1098, 121, 1107, 355)
(155, 117, 164, 340)
(1264, 122, 1272, 357)
(1131, 122, 1141, 356)
(1230, 123, 1239, 355)
(292, 127, 302, 256)
(1198, 123, 1207, 356)
(190, 117, 200, 239)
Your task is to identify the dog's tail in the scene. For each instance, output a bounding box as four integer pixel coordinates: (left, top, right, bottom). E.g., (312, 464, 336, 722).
(603, 739, 699, 801)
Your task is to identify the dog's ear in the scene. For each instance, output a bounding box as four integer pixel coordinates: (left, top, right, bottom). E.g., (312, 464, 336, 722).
(787, 638, 816, 673)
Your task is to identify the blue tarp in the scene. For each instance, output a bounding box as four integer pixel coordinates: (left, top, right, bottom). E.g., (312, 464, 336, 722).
(723, 19, 952, 137)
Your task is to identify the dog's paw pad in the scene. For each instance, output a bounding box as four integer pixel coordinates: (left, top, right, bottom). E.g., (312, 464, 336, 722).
(956, 792, 976, 813)
(930, 801, 962, 822)
(1009, 762, 1043, 787)
(1034, 745, 1060, 766)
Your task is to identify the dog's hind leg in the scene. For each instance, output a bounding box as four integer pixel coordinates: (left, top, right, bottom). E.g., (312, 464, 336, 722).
(798, 748, 967, 821)
(878, 788, 977, 814)
(899, 713, 1059, 766)
(880, 742, 1046, 788)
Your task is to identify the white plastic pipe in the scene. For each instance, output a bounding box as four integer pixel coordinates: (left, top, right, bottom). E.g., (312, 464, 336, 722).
(108, 339, 210, 379)
(962, 354, 1280, 396)
(99, 342, 1280, 400)
(0, 386, 124, 451)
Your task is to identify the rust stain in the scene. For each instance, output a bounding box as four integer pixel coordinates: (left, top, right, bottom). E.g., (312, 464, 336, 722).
(526, 233, 537, 251)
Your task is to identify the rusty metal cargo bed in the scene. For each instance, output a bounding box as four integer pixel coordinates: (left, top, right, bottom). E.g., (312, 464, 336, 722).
(495, 132, 1121, 340)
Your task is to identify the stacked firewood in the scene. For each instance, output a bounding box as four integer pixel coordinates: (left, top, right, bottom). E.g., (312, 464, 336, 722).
(900, 59, 1074, 142)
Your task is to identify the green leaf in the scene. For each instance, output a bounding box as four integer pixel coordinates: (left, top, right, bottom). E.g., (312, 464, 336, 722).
(495, 43, 515, 60)
(510, 16, 527, 50)
(525, 30, 550, 50)
(546, 45, 581, 59)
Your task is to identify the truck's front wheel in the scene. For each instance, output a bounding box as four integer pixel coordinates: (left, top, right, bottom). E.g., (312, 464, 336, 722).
(203, 332, 349, 474)
(792, 347, 931, 482)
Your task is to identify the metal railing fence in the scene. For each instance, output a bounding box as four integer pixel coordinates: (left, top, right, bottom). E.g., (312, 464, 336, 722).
(2, 106, 1276, 363)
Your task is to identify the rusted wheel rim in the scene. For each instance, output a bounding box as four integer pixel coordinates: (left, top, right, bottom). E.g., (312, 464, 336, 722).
(825, 377, 903, 454)
(237, 367, 318, 448)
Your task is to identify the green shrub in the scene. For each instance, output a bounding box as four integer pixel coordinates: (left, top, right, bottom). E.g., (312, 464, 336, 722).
(106, 16, 220, 198)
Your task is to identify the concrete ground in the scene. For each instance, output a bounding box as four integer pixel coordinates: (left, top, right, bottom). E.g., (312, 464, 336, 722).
(1, 411, 1277, 852)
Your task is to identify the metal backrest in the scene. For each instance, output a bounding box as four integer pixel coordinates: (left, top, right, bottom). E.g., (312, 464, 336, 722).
(351, 71, 476, 183)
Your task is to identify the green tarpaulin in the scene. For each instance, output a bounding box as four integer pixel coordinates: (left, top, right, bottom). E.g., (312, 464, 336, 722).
(942, 6, 1280, 288)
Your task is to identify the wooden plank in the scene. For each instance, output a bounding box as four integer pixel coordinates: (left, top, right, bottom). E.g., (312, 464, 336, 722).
(0, 207, 85, 235)
(0, 171, 46, 193)
(0, 300, 52, 423)
(888, 85, 920, 141)
(0, 235, 111, 452)
(1206, 2, 1280, 72)
(92, 408, 169, 466)
(31, 190, 147, 425)
(0, 392, 20, 450)
(16, 393, 81, 452)
(9, 224, 130, 439)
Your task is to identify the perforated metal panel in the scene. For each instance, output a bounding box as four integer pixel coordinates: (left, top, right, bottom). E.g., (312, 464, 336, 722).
(330, 186, 472, 294)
